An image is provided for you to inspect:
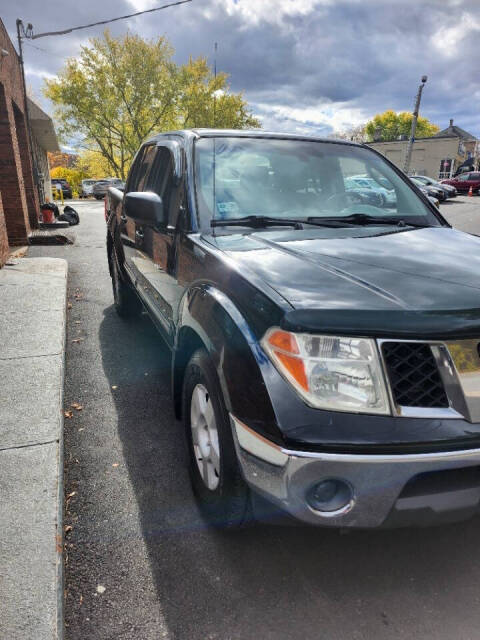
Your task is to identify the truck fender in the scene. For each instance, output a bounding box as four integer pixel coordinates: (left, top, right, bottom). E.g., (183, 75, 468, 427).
(172, 285, 282, 443)
(106, 200, 131, 285)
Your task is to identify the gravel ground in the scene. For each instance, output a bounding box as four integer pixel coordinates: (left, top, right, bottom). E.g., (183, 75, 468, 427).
(29, 196, 480, 640)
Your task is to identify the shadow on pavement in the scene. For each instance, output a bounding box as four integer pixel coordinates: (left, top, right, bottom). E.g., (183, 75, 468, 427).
(99, 305, 480, 639)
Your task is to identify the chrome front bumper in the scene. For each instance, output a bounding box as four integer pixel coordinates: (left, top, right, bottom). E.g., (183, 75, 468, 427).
(231, 415, 480, 528)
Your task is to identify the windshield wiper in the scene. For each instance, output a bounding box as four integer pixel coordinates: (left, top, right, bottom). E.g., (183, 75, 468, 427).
(210, 215, 363, 230)
(211, 215, 304, 229)
(307, 213, 430, 228)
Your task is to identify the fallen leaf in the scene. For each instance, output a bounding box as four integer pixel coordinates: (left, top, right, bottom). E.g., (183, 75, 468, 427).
(79, 595, 83, 605)
(71, 402, 83, 411)
(67, 491, 76, 499)
(71, 338, 84, 343)
(74, 321, 81, 324)
(64, 410, 73, 419)
(96, 585, 106, 594)
(78, 428, 84, 432)
(64, 525, 73, 534)
(111, 385, 118, 390)
(112, 463, 119, 468)
(8, 246, 28, 260)
(67, 302, 72, 309)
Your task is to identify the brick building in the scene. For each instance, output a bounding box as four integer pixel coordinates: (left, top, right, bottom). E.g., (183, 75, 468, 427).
(0, 19, 41, 265)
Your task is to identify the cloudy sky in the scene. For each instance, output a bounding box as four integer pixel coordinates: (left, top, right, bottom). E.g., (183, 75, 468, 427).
(3, 0, 480, 147)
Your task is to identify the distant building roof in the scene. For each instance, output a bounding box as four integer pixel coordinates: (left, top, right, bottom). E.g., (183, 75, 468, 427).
(27, 98, 60, 152)
(434, 119, 477, 141)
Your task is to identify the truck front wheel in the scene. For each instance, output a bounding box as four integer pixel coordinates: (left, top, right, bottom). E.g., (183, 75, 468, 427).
(110, 246, 143, 318)
(183, 348, 251, 529)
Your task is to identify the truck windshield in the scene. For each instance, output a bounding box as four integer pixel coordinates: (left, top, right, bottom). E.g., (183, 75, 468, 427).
(194, 137, 441, 229)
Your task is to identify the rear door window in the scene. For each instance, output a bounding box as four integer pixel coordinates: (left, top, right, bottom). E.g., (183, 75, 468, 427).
(136, 145, 157, 191)
(147, 147, 176, 223)
(127, 144, 156, 192)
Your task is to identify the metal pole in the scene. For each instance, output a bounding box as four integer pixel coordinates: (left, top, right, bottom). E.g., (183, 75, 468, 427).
(403, 75, 427, 175)
(213, 42, 217, 128)
(16, 19, 44, 206)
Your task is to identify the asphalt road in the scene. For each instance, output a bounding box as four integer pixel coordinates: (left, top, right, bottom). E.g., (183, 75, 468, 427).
(29, 195, 480, 640)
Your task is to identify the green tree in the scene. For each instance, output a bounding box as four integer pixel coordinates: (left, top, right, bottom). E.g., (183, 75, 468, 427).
(44, 31, 260, 179)
(330, 123, 368, 143)
(365, 110, 439, 142)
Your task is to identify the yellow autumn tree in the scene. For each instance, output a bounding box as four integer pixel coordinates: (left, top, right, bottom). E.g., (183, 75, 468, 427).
(45, 31, 260, 179)
(365, 110, 439, 142)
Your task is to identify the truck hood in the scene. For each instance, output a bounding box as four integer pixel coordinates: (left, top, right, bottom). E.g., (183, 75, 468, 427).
(208, 226, 480, 337)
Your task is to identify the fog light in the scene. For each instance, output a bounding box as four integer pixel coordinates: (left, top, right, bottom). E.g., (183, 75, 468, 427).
(306, 479, 353, 513)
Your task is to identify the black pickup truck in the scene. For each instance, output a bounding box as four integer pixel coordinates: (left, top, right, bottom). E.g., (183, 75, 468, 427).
(106, 129, 480, 529)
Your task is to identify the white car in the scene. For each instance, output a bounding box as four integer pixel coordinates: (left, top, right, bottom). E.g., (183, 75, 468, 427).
(80, 179, 98, 198)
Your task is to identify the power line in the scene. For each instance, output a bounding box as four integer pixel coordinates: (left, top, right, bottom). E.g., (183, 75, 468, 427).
(23, 41, 56, 58)
(25, 0, 193, 40)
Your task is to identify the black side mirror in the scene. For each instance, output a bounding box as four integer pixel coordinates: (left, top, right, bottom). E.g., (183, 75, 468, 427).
(125, 191, 165, 227)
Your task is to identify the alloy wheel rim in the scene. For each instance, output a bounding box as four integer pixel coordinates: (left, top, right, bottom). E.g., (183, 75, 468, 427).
(190, 383, 220, 490)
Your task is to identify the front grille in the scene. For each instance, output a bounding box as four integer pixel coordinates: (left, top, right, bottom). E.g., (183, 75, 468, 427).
(382, 342, 449, 408)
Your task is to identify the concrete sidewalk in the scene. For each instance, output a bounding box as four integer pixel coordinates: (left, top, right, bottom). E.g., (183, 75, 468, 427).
(0, 257, 68, 640)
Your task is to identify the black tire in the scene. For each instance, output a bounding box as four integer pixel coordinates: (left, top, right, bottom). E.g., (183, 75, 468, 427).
(110, 245, 143, 318)
(183, 348, 251, 529)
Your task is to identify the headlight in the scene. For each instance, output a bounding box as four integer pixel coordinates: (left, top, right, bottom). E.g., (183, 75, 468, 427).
(261, 328, 390, 414)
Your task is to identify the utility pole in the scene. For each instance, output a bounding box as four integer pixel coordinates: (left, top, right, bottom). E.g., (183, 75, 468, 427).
(403, 75, 428, 175)
(16, 19, 44, 204)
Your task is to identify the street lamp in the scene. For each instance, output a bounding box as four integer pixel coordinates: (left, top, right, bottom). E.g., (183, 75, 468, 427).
(403, 75, 428, 174)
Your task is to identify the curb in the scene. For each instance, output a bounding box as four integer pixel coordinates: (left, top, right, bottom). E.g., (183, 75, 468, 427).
(0, 257, 68, 639)
(56, 280, 67, 640)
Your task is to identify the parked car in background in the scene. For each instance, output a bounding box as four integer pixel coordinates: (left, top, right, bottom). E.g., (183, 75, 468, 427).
(105, 129, 480, 531)
(414, 184, 440, 208)
(410, 176, 446, 201)
(345, 175, 397, 207)
(409, 175, 457, 199)
(50, 178, 72, 199)
(80, 179, 98, 198)
(344, 177, 384, 207)
(93, 178, 125, 199)
(442, 172, 480, 194)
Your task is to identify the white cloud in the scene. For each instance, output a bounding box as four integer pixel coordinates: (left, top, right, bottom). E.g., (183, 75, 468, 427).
(219, 0, 324, 24)
(24, 65, 57, 81)
(431, 12, 480, 57)
(254, 101, 369, 134)
(128, 0, 325, 26)
(126, 0, 160, 10)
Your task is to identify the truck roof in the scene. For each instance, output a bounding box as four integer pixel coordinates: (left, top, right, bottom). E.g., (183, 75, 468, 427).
(145, 128, 362, 147)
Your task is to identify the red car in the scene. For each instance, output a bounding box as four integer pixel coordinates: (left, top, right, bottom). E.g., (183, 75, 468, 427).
(442, 172, 480, 194)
